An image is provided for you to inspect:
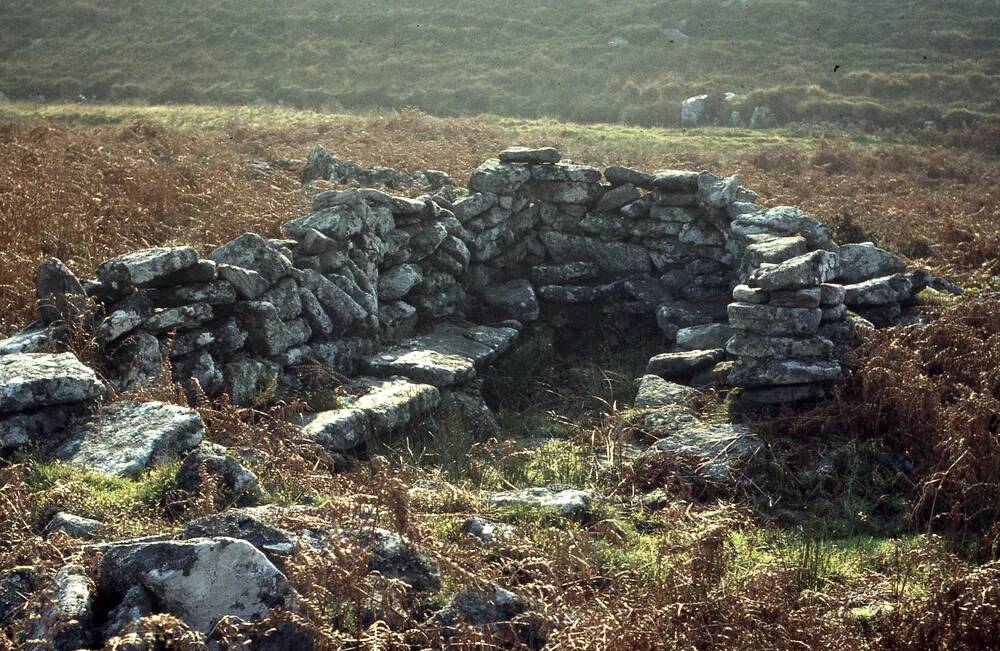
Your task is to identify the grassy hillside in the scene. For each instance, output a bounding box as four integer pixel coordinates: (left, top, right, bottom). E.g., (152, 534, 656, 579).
(2, 0, 999, 128)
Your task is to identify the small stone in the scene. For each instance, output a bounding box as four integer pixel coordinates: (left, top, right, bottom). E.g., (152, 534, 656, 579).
(836, 243, 906, 283)
(363, 528, 442, 591)
(498, 146, 561, 164)
(540, 232, 651, 275)
(620, 199, 651, 219)
(107, 332, 163, 392)
(595, 183, 642, 212)
(378, 263, 423, 300)
(643, 423, 763, 481)
(676, 324, 734, 351)
(653, 192, 699, 207)
(486, 485, 593, 521)
(43, 513, 103, 540)
(529, 162, 602, 183)
(679, 222, 726, 246)
(728, 303, 822, 336)
(769, 287, 822, 308)
(820, 283, 847, 305)
(725, 332, 835, 358)
(218, 263, 270, 299)
(223, 357, 281, 405)
(530, 262, 601, 285)
(821, 304, 847, 321)
(98, 247, 199, 290)
(729, 358, 841, 387)
(843, 274, 914, 307)
(297, 408, 369, 452)
(236, 302, 294, 357)
(175, 443, 260, 507)
(460, 518, 516, 547)
(652, 170, 699, 193)
(142, 303, 214, 333)
(750, 250, 839, 291)
(469, 160, 532, 195)
(646, 350, 725, 381)
(731, 206, 834, 251)
(452, 192, 498, 222)
(530, 181, 603, 205)
(697, 172, 741, 211)
(738, 235, 810, 281)
(36, 258, 87, 324)
(96, 293, 153, 344)
(146, 280, 237, 307)
(605, 165, 655, 188)
(208, 233, 291, 283)
(482, 279, 539, 322)
(261, 278, 303, 321)
(733, 284, 769, 304)
(634, 374, 702, 409)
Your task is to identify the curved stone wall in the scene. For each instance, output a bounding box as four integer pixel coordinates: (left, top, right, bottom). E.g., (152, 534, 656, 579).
(1, 146, 953, 434)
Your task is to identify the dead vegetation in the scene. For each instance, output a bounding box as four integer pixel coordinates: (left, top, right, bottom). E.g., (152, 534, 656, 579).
(1, 111, 1000, 649)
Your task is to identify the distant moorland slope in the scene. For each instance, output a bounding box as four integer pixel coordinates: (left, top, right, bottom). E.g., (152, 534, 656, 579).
(2, 0, 998, 128)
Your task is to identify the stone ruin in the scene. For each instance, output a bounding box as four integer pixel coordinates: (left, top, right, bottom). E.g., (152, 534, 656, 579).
(0, 146, 962, 643)
(2, 145, 960, 464)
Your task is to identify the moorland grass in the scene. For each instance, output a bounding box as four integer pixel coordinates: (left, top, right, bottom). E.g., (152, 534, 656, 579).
(2, 0, 999, 129)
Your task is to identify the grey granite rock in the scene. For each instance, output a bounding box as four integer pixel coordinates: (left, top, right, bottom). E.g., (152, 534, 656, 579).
(98, 246, 199, 290)
(208, 233, 292, 283)
(99, 537, 292, 635)
(498, 146, 561, 164)
(634, 374, 702, 409)
(486, 485, 593, 521)
(0, 352, 103, 414)
(55, 401, 204, 478)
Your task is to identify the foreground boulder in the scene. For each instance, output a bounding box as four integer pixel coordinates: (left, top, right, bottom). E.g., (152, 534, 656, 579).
(99, 537, 293, 635)
(55, 401, 204, 478)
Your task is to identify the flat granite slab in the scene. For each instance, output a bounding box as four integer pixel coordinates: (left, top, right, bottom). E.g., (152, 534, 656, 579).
(296, 376, 440, 452)
(55, 401, 204, 478)
(0, 352, 104, 414)
(366, 324, 519, 387)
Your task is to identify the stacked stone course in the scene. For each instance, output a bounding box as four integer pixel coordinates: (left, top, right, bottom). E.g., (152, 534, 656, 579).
(1, 144, 960, 447)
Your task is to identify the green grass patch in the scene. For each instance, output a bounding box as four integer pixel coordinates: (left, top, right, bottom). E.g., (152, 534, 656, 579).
(26, 461, 180, 537)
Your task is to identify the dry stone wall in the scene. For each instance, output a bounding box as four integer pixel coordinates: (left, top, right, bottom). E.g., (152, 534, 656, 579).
(0, 145, 958, 456)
